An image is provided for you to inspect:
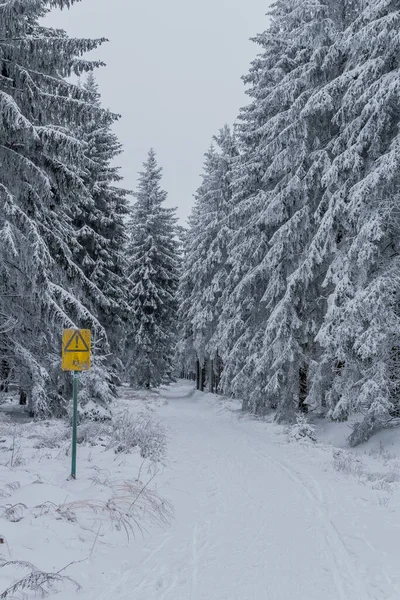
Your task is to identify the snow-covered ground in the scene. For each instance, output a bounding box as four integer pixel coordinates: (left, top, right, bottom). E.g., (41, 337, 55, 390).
(1, 381, 400, 599)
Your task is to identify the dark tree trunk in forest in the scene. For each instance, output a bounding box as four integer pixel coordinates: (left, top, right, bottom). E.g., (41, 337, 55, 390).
(28, 392, 34, 418)
(19, 389, 27, 406)
(196, 360, 200, 390)
(299, 363, 309, 414)
(200, 364, 206, 392)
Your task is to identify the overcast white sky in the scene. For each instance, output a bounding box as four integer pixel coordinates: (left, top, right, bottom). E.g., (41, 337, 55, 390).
(45, 0, 270, 223)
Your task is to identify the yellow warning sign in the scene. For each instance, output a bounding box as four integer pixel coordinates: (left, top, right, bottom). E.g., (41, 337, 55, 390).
(62, 329, 91, 371)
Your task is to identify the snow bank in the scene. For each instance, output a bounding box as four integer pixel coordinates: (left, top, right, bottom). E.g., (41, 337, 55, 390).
(0, 389, 171, 599)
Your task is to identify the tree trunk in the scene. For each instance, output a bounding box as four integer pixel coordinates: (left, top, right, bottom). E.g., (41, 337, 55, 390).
(299, 363, 309, 413)
(200, 363, 206, 392)
(28, 391, 34, 418)
(196, 360, 200, 390)
(19, 389, 27, 406)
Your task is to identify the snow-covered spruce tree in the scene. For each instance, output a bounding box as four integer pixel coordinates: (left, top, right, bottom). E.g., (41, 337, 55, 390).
(177, 126, 237, 391)
(0, 0, 115, 416)
(72, 73, 131, 375)
(126, 150, 180, 389)
(217, 0, 335, 415)
(175, 224, 197, 380)
(218, 0, 363, 420)
(312, 0, 400, 443)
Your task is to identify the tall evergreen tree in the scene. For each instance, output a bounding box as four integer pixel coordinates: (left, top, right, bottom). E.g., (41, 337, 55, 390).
(217, 0, 345, 418)
(177, 126, 237, 388)
(0, 0, 117, 416)
(126, 150, 180, 389)
(73, 73, 131, 370)
(313, 0, 400, 442)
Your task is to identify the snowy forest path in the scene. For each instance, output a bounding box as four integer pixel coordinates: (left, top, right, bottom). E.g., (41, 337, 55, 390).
(95, 380, 400, 600)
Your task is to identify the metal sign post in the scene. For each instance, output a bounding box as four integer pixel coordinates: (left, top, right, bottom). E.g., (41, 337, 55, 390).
(71, 370, 79, 479)
(62, 329, 91, 479)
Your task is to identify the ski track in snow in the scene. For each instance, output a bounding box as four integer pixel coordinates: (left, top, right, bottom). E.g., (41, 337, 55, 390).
(242, 441, 370, 600)
(237, 417, 373, 599)
(92, 382, 396, 600)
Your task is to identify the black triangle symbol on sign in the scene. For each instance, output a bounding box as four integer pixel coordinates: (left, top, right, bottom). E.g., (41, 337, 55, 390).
(64, 331, 89, 353)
